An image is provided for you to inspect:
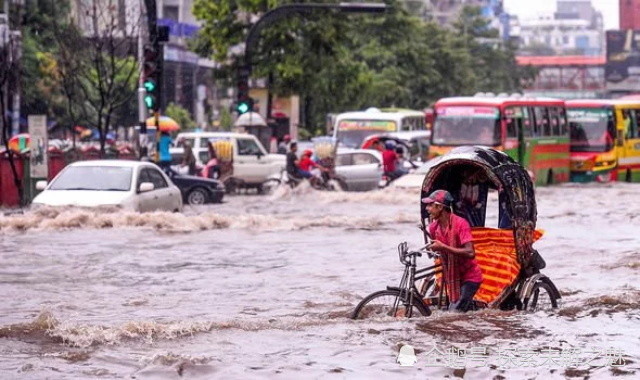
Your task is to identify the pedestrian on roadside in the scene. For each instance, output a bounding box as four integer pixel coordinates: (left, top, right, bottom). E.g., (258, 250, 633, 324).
(182, 141, 197, 175)
(157, 131, 173, 170)
(278, 135, 291, 154)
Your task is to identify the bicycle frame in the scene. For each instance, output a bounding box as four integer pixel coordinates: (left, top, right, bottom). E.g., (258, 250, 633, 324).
(389, 242, 443, 317)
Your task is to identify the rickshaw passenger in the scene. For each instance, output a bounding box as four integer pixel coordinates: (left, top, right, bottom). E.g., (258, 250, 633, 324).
(424, 190, 484, 312)
(456, 168, 489, 227)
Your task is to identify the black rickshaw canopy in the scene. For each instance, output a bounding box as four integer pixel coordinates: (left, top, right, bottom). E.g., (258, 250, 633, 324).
(420, 146, 538, 269)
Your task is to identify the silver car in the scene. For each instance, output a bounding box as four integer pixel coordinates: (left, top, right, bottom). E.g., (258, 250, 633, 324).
(335, 149, 383, 191)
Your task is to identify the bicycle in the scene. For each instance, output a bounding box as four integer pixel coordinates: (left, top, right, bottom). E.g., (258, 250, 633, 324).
(351, 240, 445, 319)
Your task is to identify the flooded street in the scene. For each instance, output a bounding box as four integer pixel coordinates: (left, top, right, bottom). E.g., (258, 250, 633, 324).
(1, 183, 639, 379)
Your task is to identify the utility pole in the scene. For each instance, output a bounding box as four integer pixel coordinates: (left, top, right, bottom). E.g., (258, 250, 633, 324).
(3, 0, 23, 137)
(137, 0, 148, 157)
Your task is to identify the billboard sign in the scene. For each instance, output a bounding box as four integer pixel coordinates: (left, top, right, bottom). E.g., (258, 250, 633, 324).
(28, 115, 48, 178)
(605, 30, 640, 92)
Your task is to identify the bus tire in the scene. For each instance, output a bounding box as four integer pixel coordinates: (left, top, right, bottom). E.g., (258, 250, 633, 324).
(626, 170, 632, 183)
(546, 170, 554, 185)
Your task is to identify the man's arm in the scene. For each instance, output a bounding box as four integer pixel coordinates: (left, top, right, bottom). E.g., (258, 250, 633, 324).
(429, 241, 475, 259)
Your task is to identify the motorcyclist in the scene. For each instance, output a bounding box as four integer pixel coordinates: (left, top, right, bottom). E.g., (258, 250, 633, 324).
(298, 149, 328, 187)
(286, 142, 313, 184)
(382, 141, 405, 181)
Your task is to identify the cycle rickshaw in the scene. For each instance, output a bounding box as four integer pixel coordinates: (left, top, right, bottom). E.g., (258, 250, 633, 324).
(352, 146, 561, 319)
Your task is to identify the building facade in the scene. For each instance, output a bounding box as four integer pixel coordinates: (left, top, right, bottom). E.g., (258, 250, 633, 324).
(517, 0, 604, 56)
(620, 0, 640, 29)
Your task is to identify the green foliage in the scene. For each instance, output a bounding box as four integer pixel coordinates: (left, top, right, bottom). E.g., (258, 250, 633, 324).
(218, 107, 233, 130)
(165, 102, 197, 131)
(192, 1, 529, 136)
(21, 0, 73, 120)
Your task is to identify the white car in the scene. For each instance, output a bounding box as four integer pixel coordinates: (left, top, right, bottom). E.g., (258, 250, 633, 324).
(390, 161, 430, 189)
(32, 160, 183, 212)
(171, 132, 285, 187)
(335, 149, 383, 191)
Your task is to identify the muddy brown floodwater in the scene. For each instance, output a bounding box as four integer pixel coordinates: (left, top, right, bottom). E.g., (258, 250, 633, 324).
(1, 182, 639, 379)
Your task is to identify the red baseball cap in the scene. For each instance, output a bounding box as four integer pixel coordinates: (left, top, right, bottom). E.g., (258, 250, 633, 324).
(422, 190, 454, 207)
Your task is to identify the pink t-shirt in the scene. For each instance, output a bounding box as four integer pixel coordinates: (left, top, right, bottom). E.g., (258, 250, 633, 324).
(428, 214, 483, 283)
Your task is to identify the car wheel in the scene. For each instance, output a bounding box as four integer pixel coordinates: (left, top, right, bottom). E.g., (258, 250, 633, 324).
(327, 178, 347, 191)
(187, 187, 209, 205)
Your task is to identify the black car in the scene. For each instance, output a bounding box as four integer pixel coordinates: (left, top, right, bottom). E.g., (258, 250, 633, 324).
(163, 167, 225, 205)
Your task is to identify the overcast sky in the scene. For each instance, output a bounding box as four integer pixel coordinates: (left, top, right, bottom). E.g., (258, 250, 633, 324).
(503, 0, 619, 30)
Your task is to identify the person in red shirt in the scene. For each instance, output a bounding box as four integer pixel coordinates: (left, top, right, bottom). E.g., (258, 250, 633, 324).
(298, 150, 318, 172)
(424, 189, 483, 312)
(298, 149, 326, 186)
(382, 142, 404, 180)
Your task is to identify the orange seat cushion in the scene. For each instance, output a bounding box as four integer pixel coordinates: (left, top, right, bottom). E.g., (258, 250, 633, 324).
(471, 227, 543, 305)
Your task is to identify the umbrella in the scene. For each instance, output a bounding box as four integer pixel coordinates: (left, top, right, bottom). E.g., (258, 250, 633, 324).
(146, 115, 181, 132)
(234, 112, 267, 127)
(8, 133, 30, 152)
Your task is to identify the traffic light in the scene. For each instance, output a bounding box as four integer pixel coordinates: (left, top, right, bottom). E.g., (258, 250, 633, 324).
(235, 98, 254, 114)
(236, 64, 253, 115)
(142, 43, 160, 111)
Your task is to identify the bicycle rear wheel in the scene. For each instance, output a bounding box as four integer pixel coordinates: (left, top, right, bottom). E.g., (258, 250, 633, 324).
(524, 281, 558, 311)
(351, 289, 430, 320)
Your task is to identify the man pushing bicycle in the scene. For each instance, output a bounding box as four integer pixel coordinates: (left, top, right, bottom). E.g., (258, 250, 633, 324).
(423, 190, 483, 312)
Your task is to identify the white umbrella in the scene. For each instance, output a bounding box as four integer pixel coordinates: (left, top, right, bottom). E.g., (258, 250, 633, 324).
(234, 112, 267, 127)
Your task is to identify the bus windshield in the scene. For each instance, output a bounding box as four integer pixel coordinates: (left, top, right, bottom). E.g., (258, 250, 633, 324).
(336, 119, 397, 148)
(432, 106, 500, 146)
(567, 108, 614, 152)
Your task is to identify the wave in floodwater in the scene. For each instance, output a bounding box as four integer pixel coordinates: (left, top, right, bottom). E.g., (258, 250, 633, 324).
(0, 206, 417, 233)
(265, 181, 420, 204)
(3, 291, 639, 349)
(0, 310, 352, 348)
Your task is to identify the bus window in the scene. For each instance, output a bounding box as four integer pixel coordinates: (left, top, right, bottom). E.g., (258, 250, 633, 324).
(549, 107, 560, 136)
(505, 106, 522, 138)
(533, 107, 551, 136)
(628, 109, 640, 138)
(558, 107, 568, 135)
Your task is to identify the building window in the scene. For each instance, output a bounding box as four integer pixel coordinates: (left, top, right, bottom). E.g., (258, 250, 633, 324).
(163, 5, 179, 21)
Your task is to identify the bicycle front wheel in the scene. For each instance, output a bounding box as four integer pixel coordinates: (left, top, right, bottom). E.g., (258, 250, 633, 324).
(351, 289, 430, 320)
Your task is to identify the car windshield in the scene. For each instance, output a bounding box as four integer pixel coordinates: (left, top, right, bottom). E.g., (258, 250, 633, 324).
(567, 108, 615, 152)
(432, 106, 500, 146)
(337, 119, 397, 148)
(49, 166, 133, 191)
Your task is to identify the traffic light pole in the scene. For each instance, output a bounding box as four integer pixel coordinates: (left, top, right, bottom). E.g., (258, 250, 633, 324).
(141, 0, 166, 161)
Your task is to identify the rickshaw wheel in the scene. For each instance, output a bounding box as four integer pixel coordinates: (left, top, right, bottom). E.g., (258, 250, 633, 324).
(351, 290, 430, 320)
(524, 281, 558, 311)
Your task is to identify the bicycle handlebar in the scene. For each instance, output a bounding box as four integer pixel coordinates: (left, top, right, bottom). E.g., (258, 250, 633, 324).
(398, 241, 439, 266)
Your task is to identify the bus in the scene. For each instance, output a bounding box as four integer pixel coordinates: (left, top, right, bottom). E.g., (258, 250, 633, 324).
(566, 99, 640, 182)
(333, 107, 427, 148)
(430, 95, 570, 185)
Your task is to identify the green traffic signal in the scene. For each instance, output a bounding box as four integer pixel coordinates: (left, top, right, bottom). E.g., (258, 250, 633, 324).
(236, 101, 250, 114)
(144, 94, 155, 109)
(143, 79, 156, 92)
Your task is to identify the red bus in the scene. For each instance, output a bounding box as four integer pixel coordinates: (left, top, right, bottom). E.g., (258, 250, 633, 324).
(430, 95, 570, 185)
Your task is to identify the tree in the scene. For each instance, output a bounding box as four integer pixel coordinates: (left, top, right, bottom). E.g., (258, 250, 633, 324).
(21, 0, 73, 120)
(52, 0, 140, 154)
(453, 5, 525, 94)
(192, 1, 529, 135)
(165, 102, 196, 131)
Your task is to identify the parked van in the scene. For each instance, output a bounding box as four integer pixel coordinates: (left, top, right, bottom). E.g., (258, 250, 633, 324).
(170, 132, 285, 187)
